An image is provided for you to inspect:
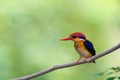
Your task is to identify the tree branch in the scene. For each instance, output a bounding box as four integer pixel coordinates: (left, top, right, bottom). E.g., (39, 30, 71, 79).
(13, 43, 120, 80)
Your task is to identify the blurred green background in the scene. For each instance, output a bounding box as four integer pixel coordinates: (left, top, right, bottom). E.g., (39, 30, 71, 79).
(0, 0, 120, 80)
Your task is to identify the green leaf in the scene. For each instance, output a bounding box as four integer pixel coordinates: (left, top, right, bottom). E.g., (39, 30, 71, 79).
(118, 77, 120, 79)
(106, 77, 115, 80)
(106, 72, 114, 75)
(110, 67, 117, 70)
(110, 67, 120, 72)
(116, 67, 120, 71)
(94, 72, 104, 76)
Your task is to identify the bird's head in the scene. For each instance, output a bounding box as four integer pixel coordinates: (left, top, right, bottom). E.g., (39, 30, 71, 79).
(60, 32, 86, 42)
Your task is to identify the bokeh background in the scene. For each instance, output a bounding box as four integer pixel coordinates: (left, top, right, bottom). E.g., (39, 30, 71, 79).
(0, 0, 120, 80)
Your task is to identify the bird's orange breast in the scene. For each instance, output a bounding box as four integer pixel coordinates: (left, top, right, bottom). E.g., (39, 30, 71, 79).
(74, 40, 92, 58)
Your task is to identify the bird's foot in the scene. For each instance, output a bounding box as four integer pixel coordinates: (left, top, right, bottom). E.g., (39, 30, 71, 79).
(76, 60, 80, 63)
(84, 58, 88, 63)
(84, 58, 95, 63)
(76, 56, 82, 63)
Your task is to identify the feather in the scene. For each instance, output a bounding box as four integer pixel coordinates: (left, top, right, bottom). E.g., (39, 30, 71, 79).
(84, 40, 96, 56)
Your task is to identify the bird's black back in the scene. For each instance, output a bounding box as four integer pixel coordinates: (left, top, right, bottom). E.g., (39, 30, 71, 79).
(84, 40, 96, 56)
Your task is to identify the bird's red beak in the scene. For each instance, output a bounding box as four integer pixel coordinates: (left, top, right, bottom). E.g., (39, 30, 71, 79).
(60, 37, 71, 41)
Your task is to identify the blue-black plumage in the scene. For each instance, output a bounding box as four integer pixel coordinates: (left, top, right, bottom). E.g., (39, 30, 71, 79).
(84, 40, 96, 56)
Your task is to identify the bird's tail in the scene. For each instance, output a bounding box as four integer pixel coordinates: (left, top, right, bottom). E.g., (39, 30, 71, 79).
(93, 60, 96, 63)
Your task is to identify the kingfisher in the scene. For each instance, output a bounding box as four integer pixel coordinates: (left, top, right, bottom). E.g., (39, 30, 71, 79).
(60, 32, 96, 63)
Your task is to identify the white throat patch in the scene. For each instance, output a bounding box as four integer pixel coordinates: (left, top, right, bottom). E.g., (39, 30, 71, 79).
(80, 39, 85, 41)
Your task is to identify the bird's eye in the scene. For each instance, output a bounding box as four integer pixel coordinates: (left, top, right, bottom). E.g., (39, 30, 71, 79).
(72, 36, 77, 38)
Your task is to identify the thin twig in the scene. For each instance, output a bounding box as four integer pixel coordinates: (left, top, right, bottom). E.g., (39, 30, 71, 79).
(13, 43, 120, 80)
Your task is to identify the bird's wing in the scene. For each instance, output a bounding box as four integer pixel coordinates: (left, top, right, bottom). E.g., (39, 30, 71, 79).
(84, 40, 96, 56)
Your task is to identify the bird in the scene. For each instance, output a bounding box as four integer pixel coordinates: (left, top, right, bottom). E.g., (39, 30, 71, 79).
(60, 32, 96, 63)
